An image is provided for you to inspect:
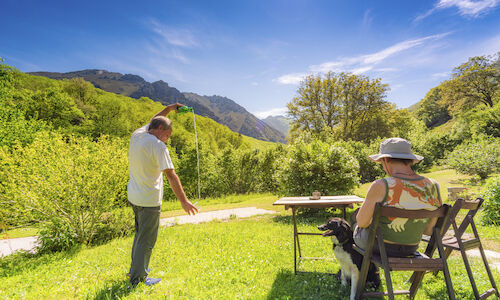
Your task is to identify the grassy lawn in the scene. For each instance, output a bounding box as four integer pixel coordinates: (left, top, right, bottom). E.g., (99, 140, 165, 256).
(1, 213, 498, 299)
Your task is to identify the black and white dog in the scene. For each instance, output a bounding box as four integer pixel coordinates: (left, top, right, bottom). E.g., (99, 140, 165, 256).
(318, 217, 380, 300)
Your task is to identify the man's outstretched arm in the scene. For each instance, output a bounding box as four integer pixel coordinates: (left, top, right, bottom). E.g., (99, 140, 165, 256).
(164, 169, 198, 215)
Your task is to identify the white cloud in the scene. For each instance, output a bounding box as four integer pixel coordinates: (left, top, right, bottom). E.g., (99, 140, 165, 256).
(432, 71, 450, 78)
(275, 73, 308, 85)
(416, 0, 500, 21)
(363, 9, 374, 27)
(150, 20, 199, 48)
(373, 67, 399, 72)
(276, 33, 450, 85)
(351, 66, 373, 74)
(438, 0, 500, 16)
(253, 107, 288, 119)
(145, 40, 191, 64)
(251, 82, 259, 86)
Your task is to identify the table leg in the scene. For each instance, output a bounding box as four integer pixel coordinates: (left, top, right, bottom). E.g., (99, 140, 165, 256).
(343, 205, 347, 219)
(293, 207, 302, 274)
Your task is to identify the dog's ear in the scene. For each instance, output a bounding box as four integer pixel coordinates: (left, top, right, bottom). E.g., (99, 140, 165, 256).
(336, 221, 353, 244)
(341, 221, 352, 233)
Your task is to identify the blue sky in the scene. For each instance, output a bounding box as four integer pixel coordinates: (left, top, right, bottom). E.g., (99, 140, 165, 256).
(2, 0, 500, 118)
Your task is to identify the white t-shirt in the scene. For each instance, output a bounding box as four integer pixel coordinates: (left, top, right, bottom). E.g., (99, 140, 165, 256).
(127, 124, 174, 207)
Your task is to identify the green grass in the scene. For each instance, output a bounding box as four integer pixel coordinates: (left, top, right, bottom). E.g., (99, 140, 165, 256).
(1, 213, 498, 299)
(0, 227, 39, 240)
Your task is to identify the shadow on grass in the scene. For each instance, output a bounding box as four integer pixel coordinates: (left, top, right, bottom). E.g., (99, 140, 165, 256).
(90, 278, 134, 300)
(266, 268, 350, 299)
(272, 208, 356, 226)
(266, 269, 401, 300)
(0, 245, 81, 278)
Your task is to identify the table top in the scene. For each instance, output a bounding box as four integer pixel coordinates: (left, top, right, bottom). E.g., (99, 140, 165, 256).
(273, 195, 364, 207)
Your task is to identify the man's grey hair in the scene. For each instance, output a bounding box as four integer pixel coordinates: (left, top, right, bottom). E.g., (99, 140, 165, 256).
(149, 116, 172, 131)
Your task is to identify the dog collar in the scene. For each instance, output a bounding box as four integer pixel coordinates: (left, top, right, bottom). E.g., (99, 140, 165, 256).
(333, 239, 350, 248)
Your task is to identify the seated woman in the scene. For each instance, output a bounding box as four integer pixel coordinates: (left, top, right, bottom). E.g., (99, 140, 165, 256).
(354, 138, 442, 257)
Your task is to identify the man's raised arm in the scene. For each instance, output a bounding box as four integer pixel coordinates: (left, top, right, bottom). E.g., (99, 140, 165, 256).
(152, 103, 184, 119)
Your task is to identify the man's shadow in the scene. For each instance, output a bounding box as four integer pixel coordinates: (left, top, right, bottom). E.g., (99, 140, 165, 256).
(91, 278, 134, 300)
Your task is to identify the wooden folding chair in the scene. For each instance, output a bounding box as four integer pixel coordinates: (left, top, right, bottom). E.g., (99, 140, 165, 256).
(354, 203, 454, 300)
(439, 198, 499, 299)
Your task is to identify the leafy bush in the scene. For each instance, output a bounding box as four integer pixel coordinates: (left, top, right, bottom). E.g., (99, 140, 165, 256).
(447, 137, 500, 180)
(255, 145, 286, 193)
(410, 130, 457, 171)
(0, 100, 48, 149)
(276, 140, 359, 196)
(92, 207, 135, 245)
(38, 221, 79, 253)
(333, 140, 385, 183)
(174, 139, 222, 199)
(480, 176, 500, 226)
(216, 148, 261, 195)
(0, 132, 129, 250)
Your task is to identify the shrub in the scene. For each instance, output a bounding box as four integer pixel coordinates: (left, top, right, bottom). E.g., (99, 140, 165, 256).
(216, 148, 261, 195)
(255, 145, 286, 193)
(0, 100, 48, 149)
(38, 221, 79, 253)
(480, 176, 500, 226)
(92, 207, 135, 245)
(0, 131, 129, 250)
(333, 140, 385, 183)
(447, 137, 500, 180)
(276, 140, 359, 196)
(175, 139, 222, 199)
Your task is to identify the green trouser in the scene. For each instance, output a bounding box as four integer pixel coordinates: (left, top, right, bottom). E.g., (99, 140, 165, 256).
(129, 203, 161, 284)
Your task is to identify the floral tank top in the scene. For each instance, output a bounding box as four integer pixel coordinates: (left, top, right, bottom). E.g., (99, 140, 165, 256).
(379, 176, 442, 244)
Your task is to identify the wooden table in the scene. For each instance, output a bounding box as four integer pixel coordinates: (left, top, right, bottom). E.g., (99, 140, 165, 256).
(273, 195, 364, 274)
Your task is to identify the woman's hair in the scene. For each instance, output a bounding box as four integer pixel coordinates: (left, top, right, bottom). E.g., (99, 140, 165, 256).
(149, 116, 172, 131)
(386, 157, 413, 166)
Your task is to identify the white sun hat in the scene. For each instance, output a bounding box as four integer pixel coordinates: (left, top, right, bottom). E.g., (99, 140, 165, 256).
(369, 137, 424, 164)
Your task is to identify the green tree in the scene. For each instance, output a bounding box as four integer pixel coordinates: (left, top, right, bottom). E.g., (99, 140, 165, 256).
(416, 87, 451, 128)
(441, 53, 500, 112)
(287, 72, 390, 143)
(276, 140, 359, 196)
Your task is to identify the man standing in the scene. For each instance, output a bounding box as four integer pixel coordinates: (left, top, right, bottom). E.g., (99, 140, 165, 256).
(128, 103, 198, 286)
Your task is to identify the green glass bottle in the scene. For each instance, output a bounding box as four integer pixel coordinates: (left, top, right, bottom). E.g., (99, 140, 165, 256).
(177, 106, 194, 113)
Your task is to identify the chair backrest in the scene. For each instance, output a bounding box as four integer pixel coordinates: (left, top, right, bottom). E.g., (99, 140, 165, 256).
(445, 198, 483, 239)
(365, 203, 451, 256)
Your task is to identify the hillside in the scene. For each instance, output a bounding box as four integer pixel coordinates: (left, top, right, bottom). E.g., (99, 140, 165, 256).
(184, 93, 286, 143)
(29, 70, 286, 143)
(262, 115, 291, 136)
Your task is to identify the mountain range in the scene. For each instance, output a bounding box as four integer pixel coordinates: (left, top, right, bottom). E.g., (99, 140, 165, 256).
(29, 70, 287, 143)
(262, 115, 290, 136)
